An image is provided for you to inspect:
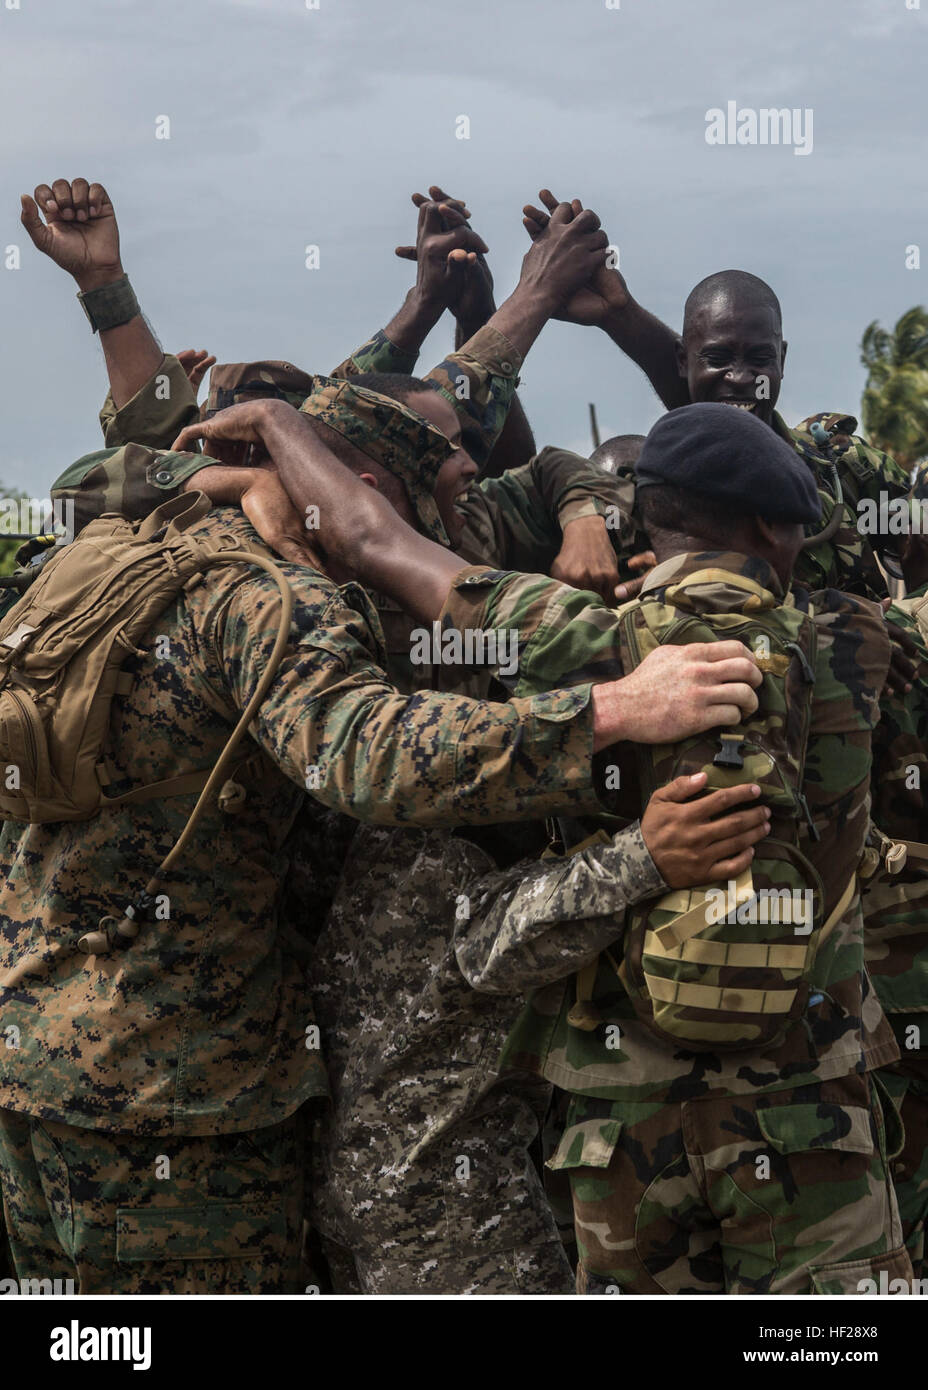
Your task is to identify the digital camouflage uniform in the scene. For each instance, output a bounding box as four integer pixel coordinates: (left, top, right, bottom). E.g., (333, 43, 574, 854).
(0, 504, 605, 1294)
(304, 820, 664, 1294)
(444, 551, 911, 1294)
(864, 579, 928, 1275)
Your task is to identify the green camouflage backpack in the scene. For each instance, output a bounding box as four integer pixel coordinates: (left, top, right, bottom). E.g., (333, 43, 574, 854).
(575, 566, 848, 1053)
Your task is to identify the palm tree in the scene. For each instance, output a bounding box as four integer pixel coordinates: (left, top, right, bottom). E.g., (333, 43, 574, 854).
(860, 306, 928, 469)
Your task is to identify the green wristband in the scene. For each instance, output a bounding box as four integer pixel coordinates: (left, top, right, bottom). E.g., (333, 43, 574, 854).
(77, 274, 140, 334)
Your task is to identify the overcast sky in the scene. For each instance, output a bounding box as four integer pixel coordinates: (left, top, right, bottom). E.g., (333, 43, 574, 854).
(1, 0, 925, 495)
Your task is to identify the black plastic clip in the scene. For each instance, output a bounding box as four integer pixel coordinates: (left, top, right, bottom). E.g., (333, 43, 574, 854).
(713, 734, 745, 769)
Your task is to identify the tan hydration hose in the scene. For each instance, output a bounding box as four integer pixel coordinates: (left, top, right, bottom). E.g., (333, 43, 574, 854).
(77, 550, 293, 955)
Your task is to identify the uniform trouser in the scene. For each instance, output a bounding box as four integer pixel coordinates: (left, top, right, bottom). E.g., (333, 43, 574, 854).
(557, 1073, 913, 1295)
(877, 1068, 928, 1276)
(0, 1109, 305, 1295)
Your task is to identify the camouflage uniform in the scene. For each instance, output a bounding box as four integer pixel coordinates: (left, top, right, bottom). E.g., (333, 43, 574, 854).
(0, 505, 604, 1293)
(80, 337, 635, 1293)
(306, 818, 665, 1294)
(445, 551, 911, 1294)
(864, 580, 928, 1274)
(781, 412, 911, 601)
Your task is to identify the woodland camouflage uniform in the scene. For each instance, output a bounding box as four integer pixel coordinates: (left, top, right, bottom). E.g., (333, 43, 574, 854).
(447, 550, 912, 1294)
(864, 578, 928, 1275)
(611, 410, 911, 601)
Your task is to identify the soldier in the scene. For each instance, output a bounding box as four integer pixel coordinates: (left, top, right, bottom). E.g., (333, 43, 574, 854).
(864, 465, 928, 1276)
(438, 404, 913, 1295)
(521, 191, 914, 606)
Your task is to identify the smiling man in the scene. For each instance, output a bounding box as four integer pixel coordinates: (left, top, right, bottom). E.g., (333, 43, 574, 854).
(521, 193, 913, 605)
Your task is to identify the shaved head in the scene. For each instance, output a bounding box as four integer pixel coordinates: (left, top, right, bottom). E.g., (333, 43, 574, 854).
(590, 433, 646, 474)
(683, 270, 782, 340)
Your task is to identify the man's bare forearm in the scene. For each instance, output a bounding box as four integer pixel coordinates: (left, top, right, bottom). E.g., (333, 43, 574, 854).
(382, 287, 446, 357)
(260, 403, 465, 618)
(76, 266, 165, 410)
(602, 296, 688, 410)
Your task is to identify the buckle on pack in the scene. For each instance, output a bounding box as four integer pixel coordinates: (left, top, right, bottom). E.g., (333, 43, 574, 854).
(713, 733, 744, 769)
(0, 622, 38, 652)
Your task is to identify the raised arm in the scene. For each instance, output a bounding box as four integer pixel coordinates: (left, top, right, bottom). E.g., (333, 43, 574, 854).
(523, 189, 688, 410)
(21, 179, 165, 410)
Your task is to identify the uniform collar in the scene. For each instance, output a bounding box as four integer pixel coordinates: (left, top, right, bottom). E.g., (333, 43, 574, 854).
(641, 550, 787, 605)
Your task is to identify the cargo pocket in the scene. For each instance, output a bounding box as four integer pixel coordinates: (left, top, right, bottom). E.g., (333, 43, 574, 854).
(116, 1199, 285, 1263)
(810, 1245, 913, 1294)
(756, 1102, 874, 1157)
(871, 1072, 906, 1162)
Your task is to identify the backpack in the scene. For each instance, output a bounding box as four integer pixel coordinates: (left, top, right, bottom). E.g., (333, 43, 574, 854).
(0, 492, 294, 952)
(570, 567, 847, 1053)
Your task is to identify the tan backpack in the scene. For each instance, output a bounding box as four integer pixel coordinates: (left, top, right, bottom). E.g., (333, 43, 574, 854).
(0, 492, 293, 952)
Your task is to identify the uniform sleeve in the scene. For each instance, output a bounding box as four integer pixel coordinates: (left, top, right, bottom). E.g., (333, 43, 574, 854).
(455, 820, 665, 993)
(99, 355, 200, 448)
(214, 569, 606, 824)
(51, 444, 212, 532)
(848, 436, 912, 505)
(869, 595, 928, 842)
(441, 566, 626, 697)
(328, 328, 419, 379)
(462, 446, 635, 570)
(423, 324, 521, 470)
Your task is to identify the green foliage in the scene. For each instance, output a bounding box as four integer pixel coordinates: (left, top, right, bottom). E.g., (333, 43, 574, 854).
(860, 306, 928, 469)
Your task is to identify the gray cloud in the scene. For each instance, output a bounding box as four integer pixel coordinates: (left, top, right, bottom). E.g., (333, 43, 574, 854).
(1, 0, 925, 494)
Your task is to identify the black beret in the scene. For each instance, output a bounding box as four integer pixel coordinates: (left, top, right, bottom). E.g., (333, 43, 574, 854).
(635, 402, 821, 524)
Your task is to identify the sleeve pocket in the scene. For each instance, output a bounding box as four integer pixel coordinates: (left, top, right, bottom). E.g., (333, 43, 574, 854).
(547, 1116, 623, 1171)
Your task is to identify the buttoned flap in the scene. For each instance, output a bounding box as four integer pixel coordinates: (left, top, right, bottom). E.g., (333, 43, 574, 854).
(546, 1116, 623, 1171)
(756, 1103, 873, 1157)
(116, 1200, 285, 1262)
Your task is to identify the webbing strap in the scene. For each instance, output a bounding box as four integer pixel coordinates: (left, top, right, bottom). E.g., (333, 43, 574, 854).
(902, 840, 928, 868)
(567, 956, 602, 1031)
(645, 934, 809, 970)
(644, 973, 798, 1014)
(79, 546, 294, 956)
(650, 867, 755, 954)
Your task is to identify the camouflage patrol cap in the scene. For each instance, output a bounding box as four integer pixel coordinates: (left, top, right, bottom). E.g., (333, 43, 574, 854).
(636, 402, 821, 523)
(299, 375, 454, 546)
(202, 361, 315, 419)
